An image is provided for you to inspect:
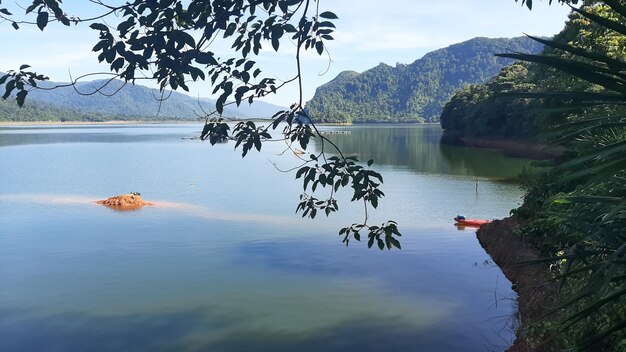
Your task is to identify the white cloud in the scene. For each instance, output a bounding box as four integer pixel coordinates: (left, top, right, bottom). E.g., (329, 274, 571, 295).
(0, 0, 573, 106)
(332, 24, 456, 52)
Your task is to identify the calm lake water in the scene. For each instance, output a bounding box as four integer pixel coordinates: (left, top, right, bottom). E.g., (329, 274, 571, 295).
(0, 124, 528, 351)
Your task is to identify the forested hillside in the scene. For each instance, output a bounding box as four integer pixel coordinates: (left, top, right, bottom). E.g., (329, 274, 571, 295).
(305, 36, 543, 123)
(440, 4, 626, 140)
(439, 62, 541, 139)
(0, 97, 107, 122)
(444, 3, 626, 350)
(0, 78, 285, 122)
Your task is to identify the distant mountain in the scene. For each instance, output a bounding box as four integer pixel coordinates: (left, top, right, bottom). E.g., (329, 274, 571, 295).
(305, 36, 544, 123)
(0, 95, 113, 122)
(0, 77, 286, 122)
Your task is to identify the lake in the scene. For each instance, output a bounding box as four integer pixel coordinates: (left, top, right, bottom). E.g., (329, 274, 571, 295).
(0, 123, 528, 351)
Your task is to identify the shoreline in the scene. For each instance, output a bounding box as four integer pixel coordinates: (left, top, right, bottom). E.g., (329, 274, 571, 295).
(0, 120, 438, 126)
(477, 216, 555, 352)
(459, 136, 566, 160)
(441, 132, 567, 160)
(0, 120, 202, 126)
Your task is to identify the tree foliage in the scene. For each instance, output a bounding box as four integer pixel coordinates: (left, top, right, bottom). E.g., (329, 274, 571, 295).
(0, 0, 401, 249)
(0, 93, 123, 122)
(441, 2, 626, 141)
(0, 77, 285, 121)
(440, 62, 541, 138)
(476, 1, 626, 350)
(438, 1, 624, 349)
(305, 37, 544, 123)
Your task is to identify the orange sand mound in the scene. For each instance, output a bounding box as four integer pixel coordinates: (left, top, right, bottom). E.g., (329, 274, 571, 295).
(96, 194, 154, 210)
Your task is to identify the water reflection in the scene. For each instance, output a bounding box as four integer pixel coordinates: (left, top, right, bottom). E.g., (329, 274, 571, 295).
(0, 306, 509, 352)
(0, 124, 520, 352)
(1, 124, 530, 180)
(0, 124, 199, 147)
(317, 125, 530, 179)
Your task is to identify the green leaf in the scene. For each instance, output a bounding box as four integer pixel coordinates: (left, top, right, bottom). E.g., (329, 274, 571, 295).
(603, 0, 626, 19)
(36, 11, 48, 31)
(117, 18, 135, 35)
(253, 135, 261, 151)
(244, 60, 255, 71)
(224, 22, 237, 37)
(196, 52, 217, 65)
(179, 31, 196, 47)
(283, 24, 297, 33)
(2, 79, 15, 99)
(12, 21, 19, 30)
(389, 237, 401, 249)
(523, 0, 532, 10)
(580, 320, 626, 350)
(561, 158, 626, 182)
(111, 57, 125, 72)
(216, 95, 226, 115)
(571, 5, 626, 36)
(318, 11, 338, 19)
(563, 196, 622, 204)
(25, 3, 39, 14)
(89, 23, 108, 32)
(496, 52, 626, 95)
(271, 36, 279, 51)
(315, 41, 323, 55)
(525, 34, 626, 73)
(562, 286, 626, 324)
(553, 198, 572, 204)
(16, 90, 27, 107)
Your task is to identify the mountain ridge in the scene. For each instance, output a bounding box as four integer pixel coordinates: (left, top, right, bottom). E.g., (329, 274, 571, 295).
(0, 77, 286, 122)
(305, 36, 545, 123)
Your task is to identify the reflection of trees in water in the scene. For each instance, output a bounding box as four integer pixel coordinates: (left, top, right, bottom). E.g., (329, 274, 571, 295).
(0, 131, 183, 147)
(314, 125, 528, 179)
(2, 125, 531, 180)
(437, 142, 529, 180)
(0, 133, 120, 147)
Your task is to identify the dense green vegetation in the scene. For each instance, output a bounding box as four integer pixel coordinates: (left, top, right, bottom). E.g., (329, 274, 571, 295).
(305, 36, 544, 123)
(1, 0, 401, 249)
(448, 2, 626, 350)
(2, 0, 623, 349)
(318, 126, 529, 179)
(0, 96, 109, 122)
(440, 62, 541, 138)
(0, 78, 284, 122)
(440, 2, 626, 140)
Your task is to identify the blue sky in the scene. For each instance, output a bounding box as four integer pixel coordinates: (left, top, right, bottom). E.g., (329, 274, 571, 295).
(0, 1, 572, 107)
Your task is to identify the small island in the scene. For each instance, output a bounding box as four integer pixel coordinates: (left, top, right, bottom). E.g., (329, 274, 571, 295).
(96, 193, 154, 210)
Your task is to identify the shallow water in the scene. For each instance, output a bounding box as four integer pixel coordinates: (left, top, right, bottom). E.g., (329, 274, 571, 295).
(0, 124, 526, 351)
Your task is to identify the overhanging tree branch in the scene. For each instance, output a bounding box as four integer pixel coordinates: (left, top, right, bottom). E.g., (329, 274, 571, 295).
(0, 0, 402, 249)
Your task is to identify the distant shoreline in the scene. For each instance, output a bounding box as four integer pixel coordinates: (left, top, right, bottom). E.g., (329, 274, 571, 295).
(0, 120, 202, 126)
(0, 120, 440, 127)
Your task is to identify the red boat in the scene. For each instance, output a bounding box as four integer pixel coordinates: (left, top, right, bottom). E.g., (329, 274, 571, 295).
(454, 217, 491, 227)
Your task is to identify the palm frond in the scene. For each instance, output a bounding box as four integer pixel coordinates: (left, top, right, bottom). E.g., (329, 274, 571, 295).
(570, 5, 626, 36)
(525, 34, 626, 73)
(496, 52, 626, 94)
